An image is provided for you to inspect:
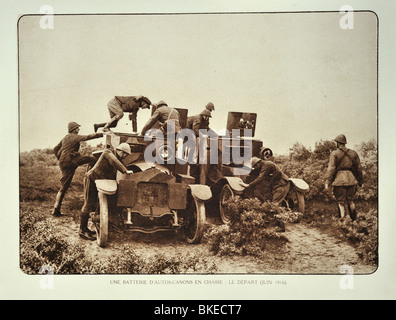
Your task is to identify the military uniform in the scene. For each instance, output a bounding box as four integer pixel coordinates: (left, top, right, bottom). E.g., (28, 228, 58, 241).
(186, 109, 212, 136)
(94, 95, 151, 132)
(52, 125, 103, 216)
(325, 134, 363, 220)
(80, 144, 131, 240)
(141, 102, 181, 135)
(248, 158, 290, 204)
(81, 149, 128, 215)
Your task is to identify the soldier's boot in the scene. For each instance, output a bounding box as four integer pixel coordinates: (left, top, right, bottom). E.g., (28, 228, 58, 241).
(79, 212, 96, 240)
(348, 202, 357, 221)
(51, 191, 65, 217)
(102, 117, 120, 132)
(338, 203, 346, 221)
(94, 123, 106, 133)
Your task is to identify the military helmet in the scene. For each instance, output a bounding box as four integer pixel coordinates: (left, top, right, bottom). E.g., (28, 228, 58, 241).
(140, 96, 151, 109)
(156, 100, 168, 108)
(259, 147, 273, 160)
(68, 121, 80, 133)
(205, 102, 215, 111)
(200, 109, 212, 117)
(116, 142, 132, 155)
(334, 134, 347, 144)
(251, 157, 261, 167)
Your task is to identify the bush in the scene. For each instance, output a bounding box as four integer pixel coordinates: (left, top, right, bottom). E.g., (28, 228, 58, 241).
(207, 197, 294, 258)
(19, 147, 91, 202)
(19, 208, 218, 274)
(20, 209, 87, 274)
(333, 208, 378, 264)
(103, 245, 218, 274)
(279, 139, 377, 202)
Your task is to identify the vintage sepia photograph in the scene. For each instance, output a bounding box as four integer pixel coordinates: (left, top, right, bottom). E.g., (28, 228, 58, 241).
(17, 11, 379, 279)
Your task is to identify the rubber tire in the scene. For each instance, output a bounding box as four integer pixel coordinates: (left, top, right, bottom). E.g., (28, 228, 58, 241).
(296, 192, 305, 214)
(185, 197, 206, 244)
(96, 192, 109, 247)
(219, 183, 234, 224)
(287, 190, 305, 214)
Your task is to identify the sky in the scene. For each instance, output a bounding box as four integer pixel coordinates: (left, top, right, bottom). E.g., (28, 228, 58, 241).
(18, 11, 378, 155)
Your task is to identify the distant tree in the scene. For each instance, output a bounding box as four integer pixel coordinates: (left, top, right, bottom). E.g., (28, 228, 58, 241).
(313, 140, 336, 160)
(289, 142, 312, 161)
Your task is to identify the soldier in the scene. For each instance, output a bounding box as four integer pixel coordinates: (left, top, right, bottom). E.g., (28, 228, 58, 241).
(186, 109, 214, 136)
(202, 102, 215, 128)
(141, 100, 181, 136)
(52, 122, 103, 217)
(94, 95, 152, 133)
(186, 103, 215, 136)
(245, 155, 290, 205)
(325, 134, 363, 221)
(80, 143, 133, 240)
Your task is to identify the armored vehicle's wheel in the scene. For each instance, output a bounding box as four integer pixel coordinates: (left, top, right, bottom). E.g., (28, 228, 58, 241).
(96, 192, 109, 247)
(286, 190, 305, 214)
(184, 196, 206, 244)
(219, 183, 234, 224)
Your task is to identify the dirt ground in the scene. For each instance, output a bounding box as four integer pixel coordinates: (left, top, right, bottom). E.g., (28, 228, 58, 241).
(34, 198, 376, 275)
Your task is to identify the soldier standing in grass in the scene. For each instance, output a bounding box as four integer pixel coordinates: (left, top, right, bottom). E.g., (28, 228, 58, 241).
(51, 122, 103, 217)
(325, 134, 363, 221)
(79, 143, 132, 240)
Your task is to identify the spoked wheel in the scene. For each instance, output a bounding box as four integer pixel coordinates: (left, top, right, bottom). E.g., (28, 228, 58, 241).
(219, 183, 234, 224)
(95, 192, 109, 247)
(184, 195, 206, 244)
(286, 189, 305, 214)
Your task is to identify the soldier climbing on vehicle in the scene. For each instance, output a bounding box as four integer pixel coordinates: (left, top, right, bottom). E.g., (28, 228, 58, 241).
(94, 95, 152, 133)
(186, 103, 216, 137)
(141, 100, 181, 136)
(51, 122, 103, 217)
(80, 142, 133, 240)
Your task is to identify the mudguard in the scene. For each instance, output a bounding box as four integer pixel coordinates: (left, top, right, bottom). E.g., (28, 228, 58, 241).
(95, 179, 117, 195)
(289, 178, 309, 192)
(129, 161, 170, 174)
(223, 176, 247, 194)
(188, 184, 212, 201)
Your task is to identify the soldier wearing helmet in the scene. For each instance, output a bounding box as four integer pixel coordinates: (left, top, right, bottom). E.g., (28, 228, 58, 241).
(205, 102, 215, 112)
(80, 142, 132, 240)
(141, 100, 181, 136)
(187, 108, 214, 136)
(94, 95, 152, 133)
(186, 102, 215, 136)
(325, 134, 363, 221)
(51, 122, 103, 217)
(245, 152, 290, 205)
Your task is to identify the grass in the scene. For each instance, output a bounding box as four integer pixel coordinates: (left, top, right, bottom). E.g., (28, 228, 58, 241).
(303, 200, 378, 265)
(19, 148, 378, 272)
(19, 204, 219, 275)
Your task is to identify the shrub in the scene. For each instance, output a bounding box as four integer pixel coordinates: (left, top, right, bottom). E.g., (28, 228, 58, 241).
(103, 245, 218, 274)
(279, 139, 377, 202)
(20, 208, 219, 274)
(333, 208, 378, 264)
(19, 148, 90, 202)
(20, 209, 87, 274)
